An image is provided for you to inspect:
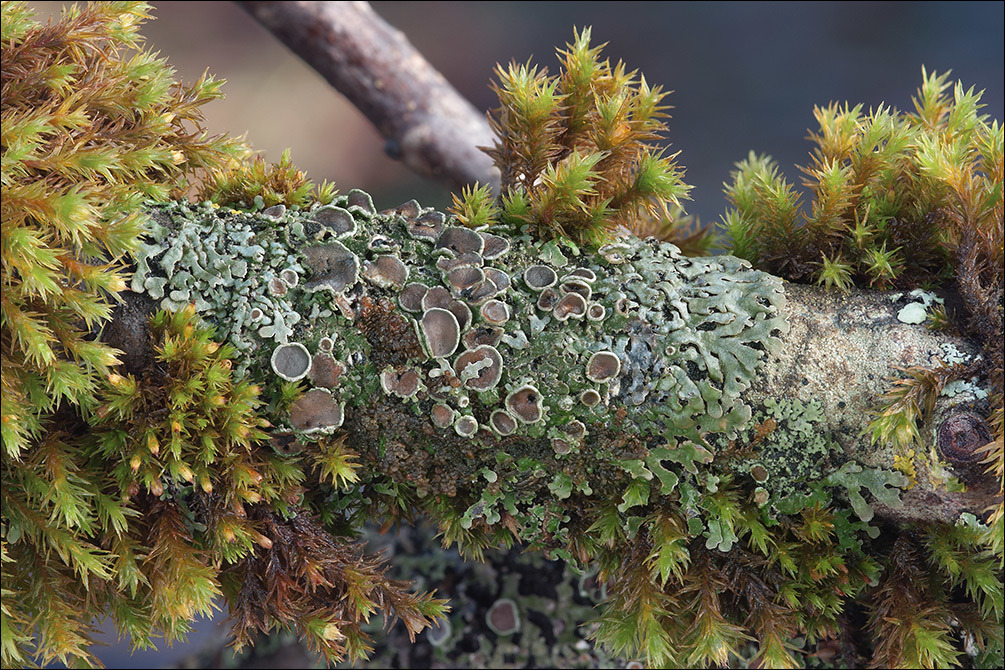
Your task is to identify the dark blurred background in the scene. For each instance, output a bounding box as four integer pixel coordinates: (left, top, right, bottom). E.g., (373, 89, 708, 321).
(23, 1, 1004, 667)
(26, 0, 1005, 228)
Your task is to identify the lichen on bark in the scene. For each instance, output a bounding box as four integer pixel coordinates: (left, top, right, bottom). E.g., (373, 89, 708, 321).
(123, 191, 992, 542)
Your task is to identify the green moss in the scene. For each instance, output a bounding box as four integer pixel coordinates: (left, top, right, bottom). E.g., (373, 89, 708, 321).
(0, 0, 246, 463)
(0, 6, 450, 665)
(484, 28, 693, 246)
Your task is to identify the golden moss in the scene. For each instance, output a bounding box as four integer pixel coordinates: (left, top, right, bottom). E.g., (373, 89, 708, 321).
(484, 28, 694, 246)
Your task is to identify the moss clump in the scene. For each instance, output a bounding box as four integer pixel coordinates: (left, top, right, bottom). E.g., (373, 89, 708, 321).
(1, 2, 241, 663)
(2, 301, 448, 666)
(720, 68, 999, 292)
(0, 0, 245, 461)
(200, 147, 339, 209)
(480, 28, 693, 247)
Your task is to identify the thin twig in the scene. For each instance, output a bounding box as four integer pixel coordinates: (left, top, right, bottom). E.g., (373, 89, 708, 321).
(238, 0, 499, 194)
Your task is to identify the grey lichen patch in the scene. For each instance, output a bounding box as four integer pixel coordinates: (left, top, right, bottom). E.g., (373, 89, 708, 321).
(586, 351, 620, 383)
(485, 598, 521, 636)
(479, 299, 510, 325)
(380, 366, 422, 399)
(721, 398, 836, 505)
(454, 415, 479, 438)
(308, 352, 343, 389)
(523, 265, 557, 291)
(489, 409, 517, 436)
(421, 308, 460, 359)
(552, 292, 587, 321)
(435, 226, 483, 256)
(506, 384, 544, 424)
(897, 302, 928, 324)
(311, 205, 356, 237)
(454, 345, 503, 391)
(825, 462, 909, 522)
(138, 192, 794, 554)
(892, 288, 943, 325)
(480, 232, 510, 260)
(363, 254, 408, 290)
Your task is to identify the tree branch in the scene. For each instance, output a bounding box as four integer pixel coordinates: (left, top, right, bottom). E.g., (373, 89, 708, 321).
(237, 0, 499, 194)
(111, 198, 1000, 535)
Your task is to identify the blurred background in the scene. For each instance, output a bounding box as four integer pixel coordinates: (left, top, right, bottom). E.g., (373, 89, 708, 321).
(25, 1, 1005, 228)
(23, 1, 1004, 667)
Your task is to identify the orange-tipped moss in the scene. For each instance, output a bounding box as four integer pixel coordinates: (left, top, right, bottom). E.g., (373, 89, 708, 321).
(484, 27, 693, 246)
(200, 148, 338, 209)
(720, 68, 1000, 294)
(0, 1, 245, 462)
(449, 181, 500, 229)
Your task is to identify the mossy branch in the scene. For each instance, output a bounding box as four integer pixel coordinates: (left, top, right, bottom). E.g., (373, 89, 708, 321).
(109, 199, 998, 530)
(101, 195, 1000, 668)
(4, 4, 1000, 666)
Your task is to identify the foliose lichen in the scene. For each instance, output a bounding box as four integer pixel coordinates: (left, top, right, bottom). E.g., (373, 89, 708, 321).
(131, 192, 917, 567)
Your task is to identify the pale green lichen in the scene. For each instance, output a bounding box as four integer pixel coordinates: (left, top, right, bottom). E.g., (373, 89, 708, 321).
(893, 288, 944, 325)
(132, 192, 910, 561)
(941, 378, 989, 400)
(716, 396, 912, 534)
(825, 462, 910, 522)
(132, 202, 312, 374)
(136, 194, 787, 445)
